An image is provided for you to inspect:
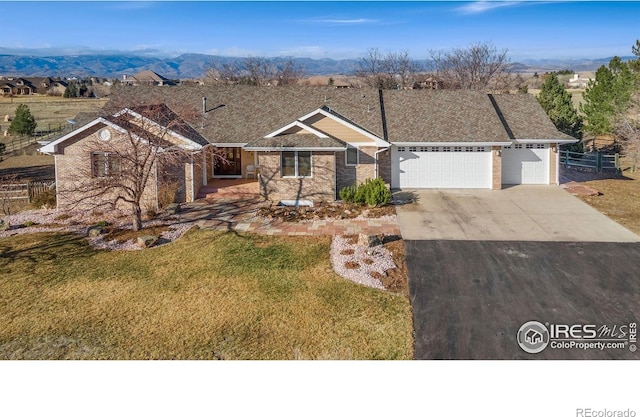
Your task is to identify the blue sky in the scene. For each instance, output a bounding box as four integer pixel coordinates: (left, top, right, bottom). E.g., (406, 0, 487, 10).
(2, 1, 639, 61)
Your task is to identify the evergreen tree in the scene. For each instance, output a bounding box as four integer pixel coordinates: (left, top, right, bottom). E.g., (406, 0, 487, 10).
(63, 81, 79, 98)
(7, 104, 37, 137)
(581, 57, 635, 136)
(537, 73, 583, 142)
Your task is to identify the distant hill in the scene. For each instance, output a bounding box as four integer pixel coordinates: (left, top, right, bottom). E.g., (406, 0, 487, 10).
(0, 52, 635, 79)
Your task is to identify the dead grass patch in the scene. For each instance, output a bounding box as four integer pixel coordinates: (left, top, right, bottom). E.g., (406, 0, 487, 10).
(362, 258, 374, 265)
(0, 230, 412, 359)
(574, 171, 640, 235)
(340, 248, 355, 255)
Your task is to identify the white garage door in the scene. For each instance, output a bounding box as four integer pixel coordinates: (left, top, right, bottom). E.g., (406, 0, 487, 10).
(392, 145, 492, 188)
(501, 143, 549, 184)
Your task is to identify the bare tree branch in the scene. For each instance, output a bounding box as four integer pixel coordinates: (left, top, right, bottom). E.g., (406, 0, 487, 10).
(430, 42, 510, 91)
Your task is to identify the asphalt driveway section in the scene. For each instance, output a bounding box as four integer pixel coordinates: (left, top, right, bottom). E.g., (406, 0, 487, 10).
(407, 240, 640, 359)
(394, 186, 640, 242)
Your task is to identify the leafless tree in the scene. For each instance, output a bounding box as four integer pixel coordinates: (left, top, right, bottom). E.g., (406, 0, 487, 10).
(429, 42, 510, 90)
(59, 97, 221, 231)
(355, 48, 422, 89)
(615, 93, 640, 172)
(0, 174, 19, 215)
(205, 57, 304, 86)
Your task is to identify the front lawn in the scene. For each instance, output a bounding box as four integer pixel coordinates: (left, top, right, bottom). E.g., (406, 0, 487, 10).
(0, 230, 413, 359)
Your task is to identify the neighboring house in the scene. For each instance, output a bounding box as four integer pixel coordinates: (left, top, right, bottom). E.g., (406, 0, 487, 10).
(0, 77, 68, 95)
(41, 86, 577, 209)
(122, 70, 176, 86)
(567, 73, 592, 88)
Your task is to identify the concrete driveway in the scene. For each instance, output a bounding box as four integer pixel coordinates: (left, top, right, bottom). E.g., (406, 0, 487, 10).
(394, 186, 640, 242)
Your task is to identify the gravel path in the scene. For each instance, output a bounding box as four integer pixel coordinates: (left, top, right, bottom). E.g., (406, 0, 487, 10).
(330, 235, 396, 290)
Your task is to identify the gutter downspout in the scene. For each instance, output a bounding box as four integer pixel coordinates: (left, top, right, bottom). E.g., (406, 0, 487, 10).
(374, 148, 387, 178)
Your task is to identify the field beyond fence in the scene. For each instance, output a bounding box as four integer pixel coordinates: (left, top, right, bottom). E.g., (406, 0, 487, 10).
(0, 180, 55, 203)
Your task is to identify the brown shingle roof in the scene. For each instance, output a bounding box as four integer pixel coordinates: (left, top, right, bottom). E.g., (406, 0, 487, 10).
(382, 89, 512, 143)
(490, 93, 577, 141)
(245, 133, 346, 150)
(104, 85, 577, 145)
(116, 85, 385, 144)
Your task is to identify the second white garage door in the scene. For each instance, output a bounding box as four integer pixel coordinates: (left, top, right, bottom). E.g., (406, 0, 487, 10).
(501, 143, 549, 184)
(392, 145, 492, 188)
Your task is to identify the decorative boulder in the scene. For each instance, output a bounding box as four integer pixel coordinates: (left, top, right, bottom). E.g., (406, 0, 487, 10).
(87, 225, 103, 237)
(0, 219, 9, 231)
(137, 235, 158, 248)
(165, 203, 181, 215)
(357, 233, 382, 247)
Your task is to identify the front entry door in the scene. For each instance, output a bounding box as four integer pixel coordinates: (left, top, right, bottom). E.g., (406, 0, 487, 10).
(216, 147, 242, 176)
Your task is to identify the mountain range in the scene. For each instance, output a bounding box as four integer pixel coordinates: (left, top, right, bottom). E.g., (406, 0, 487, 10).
(0, 52, 635, 79)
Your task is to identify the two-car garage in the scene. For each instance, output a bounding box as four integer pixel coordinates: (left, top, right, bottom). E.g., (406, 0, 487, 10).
(391, 143, 552, 189)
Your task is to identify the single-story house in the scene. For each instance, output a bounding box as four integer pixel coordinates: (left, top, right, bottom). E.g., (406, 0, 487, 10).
(40, 86, 577, 209)
(122, 70, 176, 86)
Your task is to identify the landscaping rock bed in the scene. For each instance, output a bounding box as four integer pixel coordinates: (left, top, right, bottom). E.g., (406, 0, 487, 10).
(330, 234, 397, 290)
(0, 207, 192, 251)
(258, 202, 395, 222)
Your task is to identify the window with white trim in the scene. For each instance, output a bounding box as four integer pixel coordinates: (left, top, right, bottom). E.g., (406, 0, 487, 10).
(345, 146, 359, 166)
(409, 146, 417, 152)
(536, 144, 545, 149)
(465, 147, 474, 152)
(281, 151, 311, 178)
(476, 147, 486, 152)
(454, 146, 462, 152)
(92, 152, 121, 177)
(526, 144, 534, 149)
(515, 144, 523, 149)
(397, 147, 405, 152)
(420, 146, 428, 152)
(443, 147, 451, 152)
(431, 147, 440, 152)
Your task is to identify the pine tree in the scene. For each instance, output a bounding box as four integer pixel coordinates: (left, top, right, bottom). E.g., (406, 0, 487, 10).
(7, 104, 37, 137)
(537, 73, 583, 143)
(63, 81, 78, 98)
(581, 57, 635, 136)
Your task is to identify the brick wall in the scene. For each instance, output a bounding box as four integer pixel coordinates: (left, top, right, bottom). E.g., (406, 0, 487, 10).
(257, 151, 335, 203)
(549, 144, 558, 185)
(55, 125, 158, 211)
(492, 146, 502, 190)
(335, 146, 388, 196)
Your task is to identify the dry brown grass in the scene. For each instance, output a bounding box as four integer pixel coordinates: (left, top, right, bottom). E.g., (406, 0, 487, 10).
(575, 171, 640, 235)
(0, 96, 108, 141)
(0, 230, 413, 359)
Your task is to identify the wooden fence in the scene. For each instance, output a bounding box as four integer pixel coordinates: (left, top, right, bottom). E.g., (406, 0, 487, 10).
(559, 150, 620, 173)
(0, 181, 55, 203)
(0, 124, 65, 155)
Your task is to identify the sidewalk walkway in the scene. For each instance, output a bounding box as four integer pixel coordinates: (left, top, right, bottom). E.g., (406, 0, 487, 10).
(177, 198, 400, 236)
